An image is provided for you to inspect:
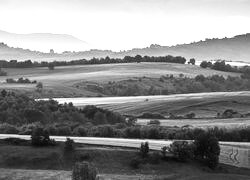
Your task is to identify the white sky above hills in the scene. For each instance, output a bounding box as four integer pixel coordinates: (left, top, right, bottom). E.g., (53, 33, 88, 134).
(0, 0, 250, 52)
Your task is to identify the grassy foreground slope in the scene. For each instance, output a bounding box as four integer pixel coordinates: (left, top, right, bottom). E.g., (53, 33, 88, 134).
(0, 62, 239, 98)
(0, 142, 250, 180)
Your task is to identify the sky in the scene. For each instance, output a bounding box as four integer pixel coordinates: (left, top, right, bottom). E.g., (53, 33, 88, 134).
(1, 0, 250, 52)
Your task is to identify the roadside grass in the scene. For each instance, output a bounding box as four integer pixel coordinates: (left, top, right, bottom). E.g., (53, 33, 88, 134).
(0, 141, 250, 180)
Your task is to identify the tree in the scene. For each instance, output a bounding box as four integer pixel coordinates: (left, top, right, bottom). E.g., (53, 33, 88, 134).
(194, 133, 220, 169)
(140, 142, 149, 158)
(188, 58, 196, 65)
(200, 61, 208, 68)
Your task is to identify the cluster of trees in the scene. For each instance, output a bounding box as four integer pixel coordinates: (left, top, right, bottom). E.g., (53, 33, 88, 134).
(0, 90, 125, 127)
(87, 74, 250, 96)
(6, 77, 37, 84)
(200, 60, 250, 79)
(0, 55, 187, 69)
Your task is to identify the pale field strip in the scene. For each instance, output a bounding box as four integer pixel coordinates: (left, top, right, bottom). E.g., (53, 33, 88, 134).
(0, 134, 249, 169)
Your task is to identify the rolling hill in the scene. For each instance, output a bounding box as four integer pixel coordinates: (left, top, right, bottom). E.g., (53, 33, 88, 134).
(1, 32, 250, 62)
(0, 30, 89, 53)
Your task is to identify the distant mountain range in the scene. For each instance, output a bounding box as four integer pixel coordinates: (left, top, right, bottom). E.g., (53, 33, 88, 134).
(0, 30, 89, 53)
(0, 31, 250, 63)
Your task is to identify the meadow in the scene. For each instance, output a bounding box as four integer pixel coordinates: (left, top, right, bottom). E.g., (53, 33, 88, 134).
(0, 62, 240, 97)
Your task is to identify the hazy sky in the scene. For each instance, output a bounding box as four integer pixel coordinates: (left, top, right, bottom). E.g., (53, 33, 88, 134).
(1, 0, 250, 51)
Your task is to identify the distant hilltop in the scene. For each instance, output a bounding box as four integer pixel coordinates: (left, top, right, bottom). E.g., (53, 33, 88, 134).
(0, 30, 90, 53)
(0, 32, 250, 63)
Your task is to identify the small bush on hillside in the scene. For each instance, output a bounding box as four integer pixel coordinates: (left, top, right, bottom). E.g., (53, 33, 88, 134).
(168, 141, 194, 162)
(194, 133, 220, 169)
(73, 126, 87, 136)
(140, 142, 149, 158)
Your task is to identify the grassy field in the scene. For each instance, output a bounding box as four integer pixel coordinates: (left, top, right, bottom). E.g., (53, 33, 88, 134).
(137, 118, 250, 129)
(0, 142, 250, 180)
(0, 62, 240, 97)
(53, 91, 250, 118)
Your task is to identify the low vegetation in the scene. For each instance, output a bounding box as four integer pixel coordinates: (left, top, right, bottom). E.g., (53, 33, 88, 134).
(82, 74, 250, 96)
(6, 77, 37, 84)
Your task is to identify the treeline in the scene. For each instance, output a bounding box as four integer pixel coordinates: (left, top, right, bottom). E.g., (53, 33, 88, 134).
(200, 60, 250, 78)
(0, 55, 187, 68)
(85, 74, 250, 96)
(6, 77, 37, 84)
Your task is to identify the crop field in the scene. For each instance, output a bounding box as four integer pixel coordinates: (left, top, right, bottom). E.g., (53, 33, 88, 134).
(137, 118, 250, 129)
(52, 91, 250, 118)
(0, 62, 240, 97)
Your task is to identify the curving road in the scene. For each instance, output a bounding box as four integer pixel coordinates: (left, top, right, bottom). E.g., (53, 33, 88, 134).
(0, 134, 249, 169)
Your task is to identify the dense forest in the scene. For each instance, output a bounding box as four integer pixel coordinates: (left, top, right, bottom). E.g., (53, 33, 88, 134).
(0, 55, 187, 68)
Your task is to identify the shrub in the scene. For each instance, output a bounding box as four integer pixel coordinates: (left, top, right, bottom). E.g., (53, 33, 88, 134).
(129, 157, 141, 169)
(72, 162, 97, 180)
(140, 142, 149, 158)
(3, 138, 29, 146)
(194, 133, 220, 169)
(168, 141, 194, 162)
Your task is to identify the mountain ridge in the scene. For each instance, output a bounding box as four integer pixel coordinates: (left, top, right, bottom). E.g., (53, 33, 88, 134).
(0, 32, 250, 63)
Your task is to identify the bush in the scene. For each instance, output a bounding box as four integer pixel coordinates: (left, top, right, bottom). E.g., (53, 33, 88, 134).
(72, 162, 97, 180)
(129, 157, 141, 169)
(140, 142, 149, 158)
(194, 133, 220, 169)
(168, 141, 194, 162)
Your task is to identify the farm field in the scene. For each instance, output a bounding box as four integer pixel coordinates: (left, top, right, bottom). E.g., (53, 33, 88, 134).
(52, 91, 250, 117)
(0, 62, 240, 97)
(137, 118, 250, 129)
